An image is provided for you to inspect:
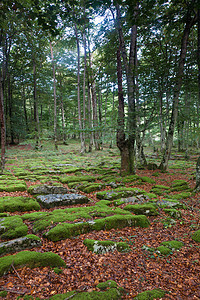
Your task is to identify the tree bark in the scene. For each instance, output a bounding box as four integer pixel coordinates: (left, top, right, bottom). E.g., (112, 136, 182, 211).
(50, 41, 58, 150)
(197, 9, 200, 148)
(195, 156, 200, 191)
(159, 11, 197, 170)
(33, 59, 41, 149)
(116, 3, 138, 174)
(74, 23, 86, 153)
(0, 75, 6, 172)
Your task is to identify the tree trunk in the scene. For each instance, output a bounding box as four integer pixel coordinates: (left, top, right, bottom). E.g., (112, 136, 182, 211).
(33, 59, 41, 149)
(195, 156, 200, 191)
(50, 41, 58, 150)
(159, 11, 197, 170)
(0, 75, 6, 173)
(197, 9, 200, 149)
(116, 3, 138, 174)
(75, 24, 86, 153)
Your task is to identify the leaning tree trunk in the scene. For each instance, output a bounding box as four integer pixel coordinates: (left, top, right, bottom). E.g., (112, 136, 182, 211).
(159, 11, 197, 171)
(195, 156, 200, 191)
(0, 75, 6, 173)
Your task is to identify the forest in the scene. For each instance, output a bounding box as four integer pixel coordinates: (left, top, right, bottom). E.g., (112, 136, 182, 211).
(0, 0, 200, 299)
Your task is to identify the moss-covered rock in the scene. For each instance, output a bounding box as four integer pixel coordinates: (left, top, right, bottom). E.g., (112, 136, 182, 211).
(0, 291, 7, 298)
(0, 234, 42, 256)
(170, 180, 189, 192)
(96, 187, 145, 200)
(161, 240, 184, 250)
(156, 199, 186, 209)
(133, 289, 166, 299)
(140, 176, 156, 184)
(0, 251, 66, 277)
(0, 196, 40, 212)
(191, 229, 200, 242)
(78, 183, 105, 193)
(123, 204, 158, 216)
(46, 214, 150, 242)
(156, 245, 172, 255)
(59, 175, 95, 184)
(163, 208, 182, 219)
(170, 192, 191, 200)
(83, 239, 130, 254)
(97, 280, 118, 290)
(48, 288, 122, 299)
(0, 216, 28, 240)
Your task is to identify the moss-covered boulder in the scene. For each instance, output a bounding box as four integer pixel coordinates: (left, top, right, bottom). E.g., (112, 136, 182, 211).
(0, 251, 66, 277)
(133, 289, 166, 299)
(0, 234, 42, 256)
(96, 188, 146, 200)
(78, 183, 105, 193)
(27, 185, 69, 195)
(140, 176, 156, 184)
(171, 180, 190, 192)
(83, 239, 130, 254)
(0, 216, 28, 240)
(161, 240, 184, 250)
(123, 204, 158, 216)
(156, 245, 172, 255)
(59, 175, 95, 184)
(191, 229, 200, 242)
(36, 193, 89, 208)
(163, 208, 182, 219)
(46, 214, 150, 242)
(0, 196, 40, 212)
(156, 199, 186, 209)
(48, 288, 122, 300)
(97, 280, 118, 290)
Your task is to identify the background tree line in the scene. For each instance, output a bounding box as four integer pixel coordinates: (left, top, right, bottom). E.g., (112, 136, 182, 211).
(0, 0, 199, 175)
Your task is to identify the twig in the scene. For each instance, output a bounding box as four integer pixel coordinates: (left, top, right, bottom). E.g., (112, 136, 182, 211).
(11, 262, 23, 281)
(0, 287, 26, 295)
(64, 292, 78, 300)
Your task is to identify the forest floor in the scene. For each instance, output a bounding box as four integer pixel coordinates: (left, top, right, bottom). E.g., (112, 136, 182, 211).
(0, 140, 199, 300)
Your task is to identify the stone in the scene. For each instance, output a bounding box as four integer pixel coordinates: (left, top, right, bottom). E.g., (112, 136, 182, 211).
(28, 185, 69, 195)
(36, 193, 89, 208)
(0, 235, 42, 256)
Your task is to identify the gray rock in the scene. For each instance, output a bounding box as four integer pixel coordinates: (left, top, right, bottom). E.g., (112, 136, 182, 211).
(30, 185, 69, 195)
(0, 235, 42, 256)
(36, 193, 89, 208)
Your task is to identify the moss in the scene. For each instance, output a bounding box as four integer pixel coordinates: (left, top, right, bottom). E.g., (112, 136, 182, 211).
(133, 289, 166, 299)
(0, 251, 66, 277)
(59, 175, 95, 184)
(53, 267, 63, 274)
(0, 183, 27, 192)
(171, 185, 191, 192)
(46, 214, 150, 242)
(0, 216, 28, 240)
(78, 183, 104, 193)
(95, 200, 111, 206)
(0, 291, 8, 297)
(96, 187, 145, 200)
(83, 239, 130, 253)
(97, 280, 118, 290)
(0, 213, 9, 217)
(191, 229, 200, 242)
(163, 208, 182, 219)
(158, 199, 186, 209)
(156, 246, 171, 255)
(170, 192, 191, 200)
(140, 176, 156, 184)
(124, 204, 158, 216)
(121, 175, 140, 183)
(49, 288, 122, 299)
(171, 180, 188, 187)
(26, 234, 41, 241)
(0, 196, 40, 212)
(161, 240, 184, 250)
(150, 188, 166, 195)
(154, 185, 170, 189)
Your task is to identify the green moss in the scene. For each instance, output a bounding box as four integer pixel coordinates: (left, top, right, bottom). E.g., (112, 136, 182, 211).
(46, 214, 150, 241)
(116, 242, 130, 252)
(53, 267, 63, 274)
(0, 196, 40, 212)
(59, 175, 95, 184)
(0, 213, 9, 217)
(97, 280, 118, 290)
(140, 176, 156, 184)
(0, 291, 8, 297)
(83, 239, 130, 253)
(0, 216, 28, 240)
(0, 251, 66, 277)
(170, 192, 191, 200)
(156, 246, 171, 255)
(121, 175, 140, 183)
(133, 289, 166, 299)
(0, 183, 27, 192)
(49, 288, 122, 299)
(26, 234, 41, 241)
(163, 208, 182, 219)
(191, 229, 200, 242)
(153, 185, 170, 190)
(161, 240, 184, 250)
(124, 204, 158, 216)
(171, 180, 188, 187)
(96, 187, 145, 200)
(78, 183, 104, 193)
(158, 199, 186, 209)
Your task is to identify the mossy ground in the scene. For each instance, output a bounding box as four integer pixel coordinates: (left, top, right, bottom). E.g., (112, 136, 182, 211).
(0, 196, 41, 212)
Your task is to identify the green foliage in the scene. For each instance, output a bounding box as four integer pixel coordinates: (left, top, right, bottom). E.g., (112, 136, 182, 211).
(191, 229, 200, 243)
(0, 216, 28, 240)
(133, 289, 166, 299)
